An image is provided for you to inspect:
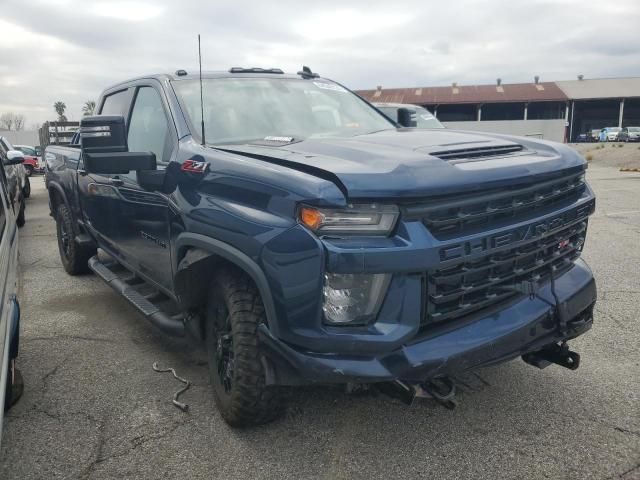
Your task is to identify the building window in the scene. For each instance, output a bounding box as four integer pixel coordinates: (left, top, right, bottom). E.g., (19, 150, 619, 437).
(436, 104, 477, 122)
(481, 103, 525, 121)
(527, 102, 565, 120)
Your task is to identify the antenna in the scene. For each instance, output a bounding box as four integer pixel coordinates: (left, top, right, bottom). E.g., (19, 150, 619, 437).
(198, 34, 206, 145)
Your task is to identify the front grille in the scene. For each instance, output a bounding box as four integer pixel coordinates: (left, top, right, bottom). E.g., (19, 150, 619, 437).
(424, 220, 588, 325)
(430, 144, 525, 161)
(403, 172, 586, 239)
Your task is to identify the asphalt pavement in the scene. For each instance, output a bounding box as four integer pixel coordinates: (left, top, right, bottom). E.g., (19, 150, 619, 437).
(0, 166, 638, 479)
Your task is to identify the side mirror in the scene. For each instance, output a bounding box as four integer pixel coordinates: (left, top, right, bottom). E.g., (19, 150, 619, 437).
(80, 115, 128, 154)
(4, 150, 25, 166)
(397, 108, 417, 128)
(80, 115, 157, 174)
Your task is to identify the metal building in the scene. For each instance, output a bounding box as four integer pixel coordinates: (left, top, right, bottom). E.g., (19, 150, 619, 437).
(356, 77, 640, 143)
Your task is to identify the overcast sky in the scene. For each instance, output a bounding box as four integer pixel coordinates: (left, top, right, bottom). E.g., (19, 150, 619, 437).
(1, 0, 639, 127)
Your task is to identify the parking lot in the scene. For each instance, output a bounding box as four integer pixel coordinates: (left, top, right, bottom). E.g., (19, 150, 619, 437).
(0, 165, 638, 479)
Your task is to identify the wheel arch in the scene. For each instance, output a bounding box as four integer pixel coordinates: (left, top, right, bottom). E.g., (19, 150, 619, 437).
(173, 233, 279, 338)
(47, 182, 69, 215)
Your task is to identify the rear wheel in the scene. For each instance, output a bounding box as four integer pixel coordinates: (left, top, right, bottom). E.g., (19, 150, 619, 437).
(22, 176, 31, 198)
(55, 203, 95, 275)
(16, 200, 25, 228)
(205, 268, 284, 427)
(25, 165, 34, 177)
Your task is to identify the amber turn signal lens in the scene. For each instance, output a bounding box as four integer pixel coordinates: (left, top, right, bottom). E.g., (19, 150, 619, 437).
(299, 207, 323, 230)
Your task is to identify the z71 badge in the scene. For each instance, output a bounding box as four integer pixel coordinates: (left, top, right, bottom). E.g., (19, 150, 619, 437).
(181, 159, 209, 173)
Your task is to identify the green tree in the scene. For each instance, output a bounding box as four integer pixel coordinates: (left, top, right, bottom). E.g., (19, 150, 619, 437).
(53, 101, 67, 122)
(82, 100, 96, 116)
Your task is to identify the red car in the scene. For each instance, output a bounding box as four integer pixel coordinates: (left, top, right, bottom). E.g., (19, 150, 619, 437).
(14, 145, 42, 176)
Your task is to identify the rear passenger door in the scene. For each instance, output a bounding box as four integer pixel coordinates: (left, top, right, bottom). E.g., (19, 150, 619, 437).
(114, 84, 175, 291)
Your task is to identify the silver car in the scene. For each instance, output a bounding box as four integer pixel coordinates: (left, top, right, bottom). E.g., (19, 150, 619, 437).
(0, 144, 22, 445)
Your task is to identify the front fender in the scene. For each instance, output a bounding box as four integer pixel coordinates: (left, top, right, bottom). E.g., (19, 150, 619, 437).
(173, 233, 280, 336)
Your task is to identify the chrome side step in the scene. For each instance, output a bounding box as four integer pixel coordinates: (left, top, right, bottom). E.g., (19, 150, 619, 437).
(88, 256, 185, 337)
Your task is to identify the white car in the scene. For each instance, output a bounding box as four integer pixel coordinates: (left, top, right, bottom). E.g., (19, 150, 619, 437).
(600, 127, 622, 141)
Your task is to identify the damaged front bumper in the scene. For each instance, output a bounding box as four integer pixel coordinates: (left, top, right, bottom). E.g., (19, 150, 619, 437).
(259, 259, 596, 386)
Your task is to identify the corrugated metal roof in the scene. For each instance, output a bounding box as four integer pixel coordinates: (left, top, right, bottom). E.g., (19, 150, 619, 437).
(555, 77, 640, 100)
(356, 81, 568, 104)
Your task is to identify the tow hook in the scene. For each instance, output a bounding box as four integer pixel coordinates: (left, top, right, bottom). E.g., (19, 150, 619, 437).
(419, 378, 458, 410)
(377, 377, 458, 410)
(522, 341, 580, 370)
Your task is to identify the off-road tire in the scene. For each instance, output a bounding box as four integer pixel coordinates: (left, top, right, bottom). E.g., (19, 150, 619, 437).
(4, 361, 23, 412)
(56, 203, 94, 275)
(16, 201, 25, 228)
(22, 177, 31, 198)
(206, 268, 284, 427)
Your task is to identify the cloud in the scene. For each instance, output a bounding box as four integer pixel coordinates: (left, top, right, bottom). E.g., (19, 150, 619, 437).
(0, 0, 638, 126)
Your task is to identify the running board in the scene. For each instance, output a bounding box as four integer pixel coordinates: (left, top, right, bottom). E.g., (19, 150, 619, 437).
(88, 256, 185, 337)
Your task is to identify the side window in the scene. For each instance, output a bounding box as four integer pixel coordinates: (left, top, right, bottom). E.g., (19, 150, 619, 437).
(100, 89, 132, 116)
(127, 87, 172, 164)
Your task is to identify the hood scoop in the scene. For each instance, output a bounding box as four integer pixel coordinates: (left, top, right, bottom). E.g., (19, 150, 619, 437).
(430, 144, 525, 163)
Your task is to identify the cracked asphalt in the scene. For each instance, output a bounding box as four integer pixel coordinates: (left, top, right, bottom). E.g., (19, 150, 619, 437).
(0, 165, 639, 479)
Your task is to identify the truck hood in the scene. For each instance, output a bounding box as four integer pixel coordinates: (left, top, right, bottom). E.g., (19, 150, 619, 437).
(214, 129, 586, 199)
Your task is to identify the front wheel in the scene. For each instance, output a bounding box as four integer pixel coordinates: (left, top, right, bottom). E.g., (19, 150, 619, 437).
(205, 268, 284, 427)
(4, 360, 23, 412)
(55, 203, 95, 275)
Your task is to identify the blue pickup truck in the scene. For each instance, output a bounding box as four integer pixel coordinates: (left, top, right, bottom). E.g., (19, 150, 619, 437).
(45, 67, 596, 426)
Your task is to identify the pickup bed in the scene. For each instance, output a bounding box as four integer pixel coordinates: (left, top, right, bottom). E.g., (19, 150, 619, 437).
(45, 68, 597, 426)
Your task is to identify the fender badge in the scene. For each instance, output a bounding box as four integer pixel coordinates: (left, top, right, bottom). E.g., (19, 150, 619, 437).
(181, 159, 209, 173)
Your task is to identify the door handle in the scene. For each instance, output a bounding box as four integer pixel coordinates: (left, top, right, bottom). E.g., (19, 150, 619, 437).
(110, 177, 123, 186)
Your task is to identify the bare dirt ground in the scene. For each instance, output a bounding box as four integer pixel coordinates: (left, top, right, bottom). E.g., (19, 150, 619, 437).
(571, 142, 640, 169)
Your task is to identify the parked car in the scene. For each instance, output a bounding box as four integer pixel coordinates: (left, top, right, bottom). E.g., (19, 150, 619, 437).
(576, 132, 590, 143)
(599, 127, 621, 141)
(46, 68, 596, 426)
(0, 138, 27, 227)
(374, 102, 445, 129)
(617, 126, 640, 142)
(14, 145, 43, 176)
(0, 143, 23, 446)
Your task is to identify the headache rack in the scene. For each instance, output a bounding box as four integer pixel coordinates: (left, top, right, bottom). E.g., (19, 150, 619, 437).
(403, 172, 587, 239)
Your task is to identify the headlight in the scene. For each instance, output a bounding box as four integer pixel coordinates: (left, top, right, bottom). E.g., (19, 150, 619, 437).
(323, 273, 391, 325)
(298, 204, 399, 236)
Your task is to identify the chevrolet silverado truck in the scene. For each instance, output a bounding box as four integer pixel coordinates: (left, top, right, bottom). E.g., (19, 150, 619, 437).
(44, 67, 597, 426)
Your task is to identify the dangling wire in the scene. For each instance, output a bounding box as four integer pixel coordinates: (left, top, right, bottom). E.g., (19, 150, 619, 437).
(152, 362, 191, 412)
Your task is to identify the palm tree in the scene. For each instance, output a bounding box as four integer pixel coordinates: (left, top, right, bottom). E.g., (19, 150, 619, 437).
(82, 100, 96, 116)
(53, 101, 67, 122)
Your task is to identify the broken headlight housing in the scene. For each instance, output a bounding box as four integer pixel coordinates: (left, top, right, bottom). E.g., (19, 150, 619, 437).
(322, 273, 391, 325)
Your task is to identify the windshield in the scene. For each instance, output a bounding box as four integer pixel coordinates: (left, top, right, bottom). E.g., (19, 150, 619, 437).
(411, 106, 444, 129)
(628, 127, 640, 132)
(378, 105, 444, 129)
(608, 127, 621, 132)
(18, 146, 36, 156)
(173, 77, 394, 145)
